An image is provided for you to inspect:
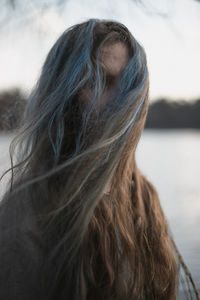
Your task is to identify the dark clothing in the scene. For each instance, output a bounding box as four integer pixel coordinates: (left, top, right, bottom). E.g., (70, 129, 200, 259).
(0, 195, 47, 300)
(0, 193, 83, 300)
(0, 193, 166, 300)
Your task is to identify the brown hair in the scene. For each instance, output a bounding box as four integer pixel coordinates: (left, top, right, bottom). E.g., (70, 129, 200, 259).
(81, 85, 178, 299)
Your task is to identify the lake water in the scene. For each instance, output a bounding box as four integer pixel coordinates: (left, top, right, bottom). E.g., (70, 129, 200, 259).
(136, 130, 200, 293)
(0, 130, 200, 295)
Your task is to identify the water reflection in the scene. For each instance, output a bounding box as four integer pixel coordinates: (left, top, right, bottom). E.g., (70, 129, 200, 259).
(136, 130, 200, 289)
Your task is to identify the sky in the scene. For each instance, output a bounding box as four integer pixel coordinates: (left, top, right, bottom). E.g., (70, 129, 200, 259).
(0, 0, 200, 101)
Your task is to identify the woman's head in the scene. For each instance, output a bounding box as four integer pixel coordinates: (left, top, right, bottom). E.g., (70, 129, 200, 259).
(23, 19, 149, 166)
(2, 19, 180, 300)
(80, 41, 130, 107)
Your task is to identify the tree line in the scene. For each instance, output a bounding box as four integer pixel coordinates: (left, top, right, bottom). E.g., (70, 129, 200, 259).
(145, 99, 200, 129)
(0, 89, 199, 131)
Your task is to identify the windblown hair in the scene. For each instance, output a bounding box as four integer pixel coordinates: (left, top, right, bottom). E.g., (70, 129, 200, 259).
(1, 19, 199, 300)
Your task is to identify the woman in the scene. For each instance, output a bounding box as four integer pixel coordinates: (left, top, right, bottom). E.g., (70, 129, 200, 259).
(0, 19, 198, 300)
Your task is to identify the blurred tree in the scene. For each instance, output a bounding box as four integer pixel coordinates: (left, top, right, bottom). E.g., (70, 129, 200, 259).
(0, 89, 26, 131)
(1, 0, 199, 31)
(0, 89, 199, 131)
(145, 99, 200, 129)
(1, 0, 199, 30)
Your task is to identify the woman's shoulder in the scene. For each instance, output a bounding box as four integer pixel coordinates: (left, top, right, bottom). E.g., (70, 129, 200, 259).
(0, 191, 43, 247)
(0, 193, 46, 300)
(0, 189, 45, 258)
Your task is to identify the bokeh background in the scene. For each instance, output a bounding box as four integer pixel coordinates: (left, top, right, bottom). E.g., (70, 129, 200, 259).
(0, 0, 199, 295)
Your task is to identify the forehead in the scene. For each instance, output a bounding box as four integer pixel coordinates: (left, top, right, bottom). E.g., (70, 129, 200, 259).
(100, 42, 129, 77)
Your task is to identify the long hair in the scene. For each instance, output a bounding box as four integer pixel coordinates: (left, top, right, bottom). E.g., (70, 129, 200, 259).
(1, 19, 198, 300)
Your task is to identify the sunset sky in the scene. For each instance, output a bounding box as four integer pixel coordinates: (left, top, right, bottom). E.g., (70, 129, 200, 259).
(0, 0, 200, 101)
